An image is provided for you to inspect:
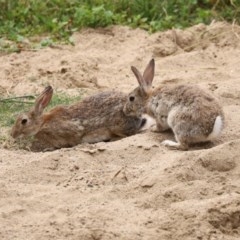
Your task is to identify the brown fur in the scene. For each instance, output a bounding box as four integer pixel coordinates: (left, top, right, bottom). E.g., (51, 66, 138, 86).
(11, 86, 145, 151)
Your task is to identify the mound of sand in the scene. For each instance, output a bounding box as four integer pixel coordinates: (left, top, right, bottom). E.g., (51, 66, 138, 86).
(0, 21, 240, 240)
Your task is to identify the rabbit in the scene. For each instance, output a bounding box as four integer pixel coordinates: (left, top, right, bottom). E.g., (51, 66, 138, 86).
(11, 86, 151, 151)
(123, 59, 224, 150)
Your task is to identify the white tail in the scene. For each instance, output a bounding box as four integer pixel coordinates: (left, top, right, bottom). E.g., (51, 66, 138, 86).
(207, 116, 223, 140)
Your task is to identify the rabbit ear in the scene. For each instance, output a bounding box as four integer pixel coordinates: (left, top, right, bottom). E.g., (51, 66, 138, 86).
(131, 66, 145, 88)
(143, 59, 155, 87)
(34, 86, 53, 116)
(131, 59, 155, 93)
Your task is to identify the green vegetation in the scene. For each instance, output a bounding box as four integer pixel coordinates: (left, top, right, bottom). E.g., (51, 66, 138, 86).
(0, 0, 239, 52)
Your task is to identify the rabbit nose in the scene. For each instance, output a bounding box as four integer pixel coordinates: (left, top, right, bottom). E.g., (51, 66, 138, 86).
(140, 118, 147, 128)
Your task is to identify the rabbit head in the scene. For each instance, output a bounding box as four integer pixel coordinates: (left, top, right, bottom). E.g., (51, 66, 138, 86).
(124, 59, 155, 117)
(11, 86, 53, 138)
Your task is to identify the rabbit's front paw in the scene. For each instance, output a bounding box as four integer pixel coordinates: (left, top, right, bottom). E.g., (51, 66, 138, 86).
(161, 140, 188, 150)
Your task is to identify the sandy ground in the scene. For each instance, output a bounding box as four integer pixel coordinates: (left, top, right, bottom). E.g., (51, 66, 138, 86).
(1, 21, 240, 239)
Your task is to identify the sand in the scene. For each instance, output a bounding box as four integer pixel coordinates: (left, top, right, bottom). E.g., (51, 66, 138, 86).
(0, 21, 240, 239)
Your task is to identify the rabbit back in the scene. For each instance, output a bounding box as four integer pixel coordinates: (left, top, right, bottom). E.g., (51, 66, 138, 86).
(19, 90, 145, 151)
(68, 91, 144, 135)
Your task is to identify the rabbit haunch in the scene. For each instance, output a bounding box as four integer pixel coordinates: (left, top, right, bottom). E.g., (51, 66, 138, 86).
(124, 59, 224, 150)
(11, 86, 149, 151)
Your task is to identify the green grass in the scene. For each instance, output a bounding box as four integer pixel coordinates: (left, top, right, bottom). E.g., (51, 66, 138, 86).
(0, 0, 239, 52)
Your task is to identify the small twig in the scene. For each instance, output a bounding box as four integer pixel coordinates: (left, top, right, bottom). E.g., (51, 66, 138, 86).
(0, 100, 34, 104)
(0, 95, 35, 101)
(111, 166, 128, 182)
(20, 48, 41, 52)
(112, 168, 122, 180)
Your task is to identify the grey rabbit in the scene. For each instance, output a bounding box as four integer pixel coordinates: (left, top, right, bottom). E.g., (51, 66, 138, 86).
(124, 59, 224, 150)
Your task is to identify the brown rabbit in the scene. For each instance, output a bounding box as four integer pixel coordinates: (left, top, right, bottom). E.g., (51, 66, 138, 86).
(11, 86, 150, 151)
(123, 59, 224, 150)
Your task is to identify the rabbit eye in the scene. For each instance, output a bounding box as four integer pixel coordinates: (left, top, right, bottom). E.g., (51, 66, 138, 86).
(21, 119, 28, 125)
(129, 96, 135, 102)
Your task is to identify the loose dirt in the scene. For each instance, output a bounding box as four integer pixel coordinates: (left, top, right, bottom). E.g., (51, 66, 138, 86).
(0, 21, 240, 240)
